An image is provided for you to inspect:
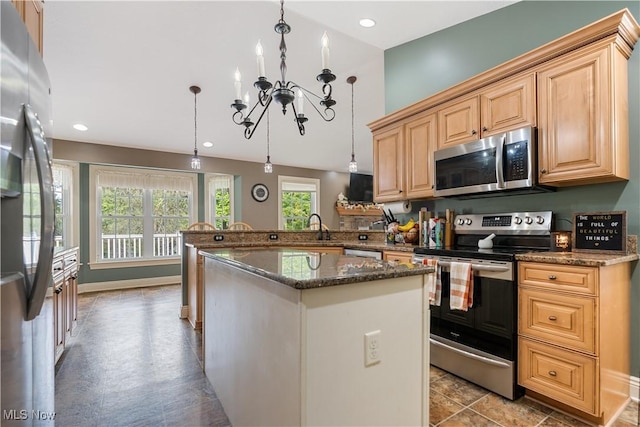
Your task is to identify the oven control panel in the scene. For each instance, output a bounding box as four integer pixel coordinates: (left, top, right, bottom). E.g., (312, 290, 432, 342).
(454, 211, 552, 235)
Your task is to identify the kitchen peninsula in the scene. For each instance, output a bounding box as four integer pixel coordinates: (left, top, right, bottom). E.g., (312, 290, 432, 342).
(200, 247, 433, 426)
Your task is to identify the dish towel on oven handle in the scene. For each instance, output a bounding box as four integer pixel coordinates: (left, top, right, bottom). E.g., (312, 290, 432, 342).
(449, 261, 473, 311)
(424, 258, 441, 306)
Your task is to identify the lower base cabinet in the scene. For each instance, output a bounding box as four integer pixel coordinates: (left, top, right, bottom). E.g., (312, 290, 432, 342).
(517, 261, 630, 425)
(53, 248, 79, 364)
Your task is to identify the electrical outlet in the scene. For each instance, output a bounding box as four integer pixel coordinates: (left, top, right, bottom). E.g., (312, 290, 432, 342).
(214, 234, 224, 242)
(269, 234, 278, 240)
(358, 234, 369, 241)
(364, 330, 381, 366)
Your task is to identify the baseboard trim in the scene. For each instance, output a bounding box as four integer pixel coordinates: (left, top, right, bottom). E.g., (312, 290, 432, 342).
(78, 275, 181, 294)
(180, 305, 189, 319)
(631, 375, 639, 402)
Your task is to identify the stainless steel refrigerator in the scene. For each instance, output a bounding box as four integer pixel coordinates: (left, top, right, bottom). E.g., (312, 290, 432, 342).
(1, 2, 55, 425)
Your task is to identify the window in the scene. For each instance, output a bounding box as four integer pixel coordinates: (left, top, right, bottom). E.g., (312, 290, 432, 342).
(90, 166, 196, 267)
(278, 176, 320, 230)
(52, 163, 75, 248)
(206, 174, 234, 229)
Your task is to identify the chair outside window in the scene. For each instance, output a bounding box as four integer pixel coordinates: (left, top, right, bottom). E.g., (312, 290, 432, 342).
(228, 222, 253, 231)
(187, 222, 216, 231)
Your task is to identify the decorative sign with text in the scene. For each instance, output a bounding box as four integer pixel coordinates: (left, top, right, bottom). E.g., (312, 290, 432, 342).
(572, 211, 627, 254)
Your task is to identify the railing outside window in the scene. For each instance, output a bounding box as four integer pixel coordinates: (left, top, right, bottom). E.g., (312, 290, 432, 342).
(101, 233, 182, 260)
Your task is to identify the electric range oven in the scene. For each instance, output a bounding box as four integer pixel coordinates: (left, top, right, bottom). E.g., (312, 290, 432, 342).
(413, 211, 552, 400)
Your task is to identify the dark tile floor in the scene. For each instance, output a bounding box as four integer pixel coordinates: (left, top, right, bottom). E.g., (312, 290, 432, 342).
(56, 284, 639, 427)
(55, 284, 230, 427)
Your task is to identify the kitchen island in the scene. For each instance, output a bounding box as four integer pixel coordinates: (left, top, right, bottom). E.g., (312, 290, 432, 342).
(200, 248, 433, 426)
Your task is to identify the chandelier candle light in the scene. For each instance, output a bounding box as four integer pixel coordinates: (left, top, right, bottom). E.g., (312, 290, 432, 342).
(231, 0, 337, 139)
(190, 85, 201, 170)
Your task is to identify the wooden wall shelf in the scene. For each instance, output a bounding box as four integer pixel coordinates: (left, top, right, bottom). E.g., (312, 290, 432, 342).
(336, 206, 384, 217)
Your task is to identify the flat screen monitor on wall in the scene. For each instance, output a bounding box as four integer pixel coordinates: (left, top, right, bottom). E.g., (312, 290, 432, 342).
(348, 173, 373, 203)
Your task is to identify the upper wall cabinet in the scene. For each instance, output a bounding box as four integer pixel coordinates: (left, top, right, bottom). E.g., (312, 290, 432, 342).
(368, 8, 639, 198)
(536, 38, 629, 186)
(11, 0, 44, 55)
(438, 73, 536, 149)
(373, 111, 437, 203)
(373, 125, 405, 202)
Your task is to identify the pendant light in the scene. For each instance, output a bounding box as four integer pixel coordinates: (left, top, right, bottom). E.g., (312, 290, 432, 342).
(190, 85, 201, 170)
(264, 109, 273, 173)
(347, 76, 358, 172)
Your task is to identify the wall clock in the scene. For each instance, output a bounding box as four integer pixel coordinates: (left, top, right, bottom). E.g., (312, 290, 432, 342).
(251, 183, 269, 202)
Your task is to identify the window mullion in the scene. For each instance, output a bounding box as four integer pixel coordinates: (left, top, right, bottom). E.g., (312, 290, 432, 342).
(143, 189, 154, 258)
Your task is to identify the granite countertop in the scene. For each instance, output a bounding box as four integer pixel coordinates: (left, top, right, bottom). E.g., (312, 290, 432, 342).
(200, 247, 433, 290)
(186, 240, 417, 253)
(515, 251, 639, 266)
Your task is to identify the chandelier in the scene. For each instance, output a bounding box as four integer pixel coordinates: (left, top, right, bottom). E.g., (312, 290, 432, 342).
(231, 0, 336, 139)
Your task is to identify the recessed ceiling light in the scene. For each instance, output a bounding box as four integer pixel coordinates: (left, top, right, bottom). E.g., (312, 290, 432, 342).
(203, 141, 213, 148)
(73, 123, 88, 131)
(359, 18, 376, 28)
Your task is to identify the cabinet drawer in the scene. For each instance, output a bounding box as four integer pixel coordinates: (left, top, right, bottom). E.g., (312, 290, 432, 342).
(518, 337, 597, 415)
(519, 288, 596, 354)
(519, 262, 597, 295)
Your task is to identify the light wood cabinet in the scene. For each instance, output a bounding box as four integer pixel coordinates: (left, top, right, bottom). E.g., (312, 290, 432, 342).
(536, 38, 630, 186)
(372, 125, 404, 202)
(369, 10, 637, 198)
(437, 73, 536, 149)
(405, 112, 437, 199)
(11, 0, 44, 55)
(518, 261, 630, 425)
(52, 257, 66, 364)
(382, 250, 414, 264)
(187, 246, 203, 329)
(52, 248, 79, 365)
(373, 111, 437, 202)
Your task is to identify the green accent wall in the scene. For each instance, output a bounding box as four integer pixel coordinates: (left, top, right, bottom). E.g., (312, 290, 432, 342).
(384, 1, 640, 374)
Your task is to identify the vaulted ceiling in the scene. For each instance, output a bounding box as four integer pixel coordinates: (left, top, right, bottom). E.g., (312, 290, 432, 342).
(44, 1, 517, 173)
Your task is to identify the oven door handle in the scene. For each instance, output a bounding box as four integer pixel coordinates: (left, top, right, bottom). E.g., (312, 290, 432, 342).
(430, 338, 511, 369)
(437, 260, 510, 272)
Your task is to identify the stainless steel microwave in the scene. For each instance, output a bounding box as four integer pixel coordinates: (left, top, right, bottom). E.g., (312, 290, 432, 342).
(433, 127, 551, 198)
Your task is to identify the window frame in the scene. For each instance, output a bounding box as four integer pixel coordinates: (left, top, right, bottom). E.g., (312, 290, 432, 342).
(277, 175, 320, 230)
(89, 165, 198, 269)
(204, 174, 234, 230)
(52, 161, 79, 249)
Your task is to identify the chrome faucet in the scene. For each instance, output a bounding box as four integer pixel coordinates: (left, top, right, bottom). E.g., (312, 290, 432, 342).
(308, 213, 330, 240)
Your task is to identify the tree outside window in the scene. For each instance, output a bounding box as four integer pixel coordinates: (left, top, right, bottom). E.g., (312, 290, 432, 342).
(93, 167, 195, 263)
(207, 175, 233, 229)
(279, 177, 319, 230)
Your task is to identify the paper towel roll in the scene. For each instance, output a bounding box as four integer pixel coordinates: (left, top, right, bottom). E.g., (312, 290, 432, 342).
(384, 200, 412, 215)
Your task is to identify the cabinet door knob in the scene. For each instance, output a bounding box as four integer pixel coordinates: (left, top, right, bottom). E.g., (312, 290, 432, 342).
(548, 370, 557, 377)
(548, 315, 557, 321)
(548, 275, 557, 280)
(540, 168, 547, 174)
(398, 190, 403, 193)
(471, 130, 477, 135)
(482, 126, 488, 132)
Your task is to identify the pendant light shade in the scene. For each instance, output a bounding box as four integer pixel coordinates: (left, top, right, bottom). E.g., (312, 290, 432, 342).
(190, 85, 201, 170)
(347, 76, 357, 172)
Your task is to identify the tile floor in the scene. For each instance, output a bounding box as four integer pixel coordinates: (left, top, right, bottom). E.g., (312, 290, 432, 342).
(54, 284, 230, 426)
(429, 365, 638, 427)
(55, 284, 639, 427)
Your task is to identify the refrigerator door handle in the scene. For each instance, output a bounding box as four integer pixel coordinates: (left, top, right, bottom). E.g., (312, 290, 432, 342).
(23, 104, 55, 321)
